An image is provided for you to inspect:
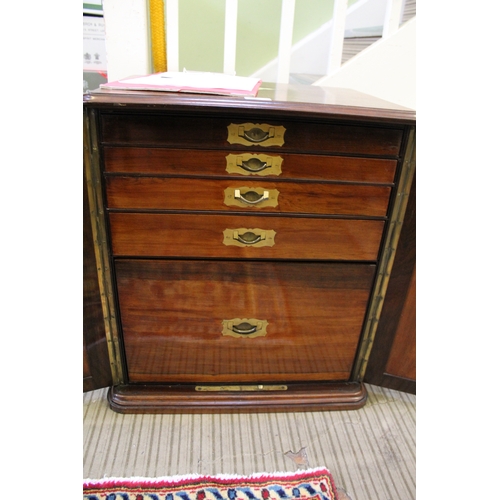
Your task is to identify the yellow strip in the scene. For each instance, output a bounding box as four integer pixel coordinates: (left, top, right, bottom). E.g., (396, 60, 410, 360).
(195, 385, 288, 392)
(149, 0, 167, 72)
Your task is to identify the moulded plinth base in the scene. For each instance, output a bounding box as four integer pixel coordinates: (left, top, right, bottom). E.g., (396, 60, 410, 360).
(107, 381, 368, 414)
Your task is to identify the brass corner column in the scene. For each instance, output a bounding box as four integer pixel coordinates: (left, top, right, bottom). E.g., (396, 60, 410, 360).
(353, 129, 416, 381)
(83, 109, 125, 385)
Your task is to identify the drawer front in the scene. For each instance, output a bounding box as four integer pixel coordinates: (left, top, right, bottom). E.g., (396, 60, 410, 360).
(106, 177, 391, 217)
(115, 259, 376, 383)
(109, 213, 384, 261)
(103, 147, 398, 184)
(100, 114, 403, 156)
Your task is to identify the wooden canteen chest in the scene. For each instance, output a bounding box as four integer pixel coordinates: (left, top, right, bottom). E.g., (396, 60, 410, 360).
(83, 84, 415, 413)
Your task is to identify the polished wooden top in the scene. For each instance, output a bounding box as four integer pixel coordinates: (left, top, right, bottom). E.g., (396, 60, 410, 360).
(83, 82, 415, 125)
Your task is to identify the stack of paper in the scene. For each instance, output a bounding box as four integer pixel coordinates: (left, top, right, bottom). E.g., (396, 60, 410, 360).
(100, 71, 262, 97)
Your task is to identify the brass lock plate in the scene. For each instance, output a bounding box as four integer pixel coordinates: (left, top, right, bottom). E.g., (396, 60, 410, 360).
(195, 385, 288, 392)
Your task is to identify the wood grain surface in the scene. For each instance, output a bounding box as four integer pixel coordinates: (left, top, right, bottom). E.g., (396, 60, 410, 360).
(100, 113, 403, 156)
(109, 213, 385, 260)
(106, 176, 391, 216)
(115, 259, 376, 383)
(103, 147, 398, 183)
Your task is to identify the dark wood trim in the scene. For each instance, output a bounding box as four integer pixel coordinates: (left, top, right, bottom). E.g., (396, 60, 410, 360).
(84, 84, 415, 125)
(375, 374, 416, 395)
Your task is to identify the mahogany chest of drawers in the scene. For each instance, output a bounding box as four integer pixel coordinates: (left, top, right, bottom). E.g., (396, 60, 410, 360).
(83, 84, 415, 413)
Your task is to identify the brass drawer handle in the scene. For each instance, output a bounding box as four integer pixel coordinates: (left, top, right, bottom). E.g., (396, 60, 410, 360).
(227, 123, 286, 147)
(223, 228, 276, 247)
(225, 154, 283, 176)
(221, 318, 269, 338)
(232, 321, 258, 335)
(235, 230, 263, 245)
(224, 187, 279, 208)
(241, 157, 269, 172)
(242, 127, 271, 143)
(235, 189, 268, 205)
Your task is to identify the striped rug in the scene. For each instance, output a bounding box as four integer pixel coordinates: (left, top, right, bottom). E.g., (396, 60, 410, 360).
(84, 384, 415, 500)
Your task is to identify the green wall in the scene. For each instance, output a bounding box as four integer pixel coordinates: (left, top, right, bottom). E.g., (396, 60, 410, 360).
(178, 0, 339, 76)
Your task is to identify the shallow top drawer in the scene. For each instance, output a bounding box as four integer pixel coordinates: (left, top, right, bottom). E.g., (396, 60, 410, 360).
(100, 113, 403, 157)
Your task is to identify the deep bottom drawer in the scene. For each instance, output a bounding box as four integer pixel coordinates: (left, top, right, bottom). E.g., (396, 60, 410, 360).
(115, 259, 376, 383)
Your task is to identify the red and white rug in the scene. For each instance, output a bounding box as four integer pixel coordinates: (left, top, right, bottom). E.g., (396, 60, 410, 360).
(83, 467, 340, 500)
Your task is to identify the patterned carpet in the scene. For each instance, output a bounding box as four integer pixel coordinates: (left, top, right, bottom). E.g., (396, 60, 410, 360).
(84, 467, 340, 500)
(84, 384, 415, 500)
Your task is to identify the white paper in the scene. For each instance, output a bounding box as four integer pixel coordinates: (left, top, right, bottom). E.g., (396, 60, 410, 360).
(83, 15, 107, 71)
(119, 72, 260, 92)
